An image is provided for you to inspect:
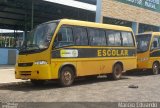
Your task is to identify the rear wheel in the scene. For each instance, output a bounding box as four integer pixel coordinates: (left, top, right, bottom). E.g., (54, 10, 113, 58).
(152, 62, 159, 75)
(107, 63, 123, 80)
(31, 80, 45, 86)
(59, 67, 75, 87)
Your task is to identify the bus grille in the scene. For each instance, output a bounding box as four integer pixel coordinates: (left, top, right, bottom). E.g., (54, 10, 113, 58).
(20, 71, 31, 76)
(18, 62, 33, 67)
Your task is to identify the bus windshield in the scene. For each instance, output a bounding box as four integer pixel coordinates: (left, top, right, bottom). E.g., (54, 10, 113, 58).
(20, 22, 57, 53)
(136, 34, 151, 53)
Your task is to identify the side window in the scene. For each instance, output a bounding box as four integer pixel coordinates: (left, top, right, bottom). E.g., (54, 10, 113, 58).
(99, 30, 107, 46)
(88, 28, 106, 46)
(106, 30, 121, 46)
(121, 32, 134, 47)
(151, 36, 160, 50)
(54, 26, 74, 48)
(73, 27, 88, 45)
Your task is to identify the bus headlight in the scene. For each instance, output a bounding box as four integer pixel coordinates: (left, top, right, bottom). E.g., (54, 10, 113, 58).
(34, 61, 48, 65)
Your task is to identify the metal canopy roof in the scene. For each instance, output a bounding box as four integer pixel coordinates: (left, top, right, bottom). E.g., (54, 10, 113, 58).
(43, 0, 96, 11)
(75, 0, 96, 5)
(0, 0, 95, 31)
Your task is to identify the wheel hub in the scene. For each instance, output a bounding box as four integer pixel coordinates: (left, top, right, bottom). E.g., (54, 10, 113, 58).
(63, 71, 72, 81)
(115, 67, 121, 76)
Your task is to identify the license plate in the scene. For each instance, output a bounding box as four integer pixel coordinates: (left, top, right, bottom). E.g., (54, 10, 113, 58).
(21, 75, 29, 80)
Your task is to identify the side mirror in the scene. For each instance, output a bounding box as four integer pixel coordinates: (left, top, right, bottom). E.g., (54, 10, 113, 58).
(153, 41, 158, 48)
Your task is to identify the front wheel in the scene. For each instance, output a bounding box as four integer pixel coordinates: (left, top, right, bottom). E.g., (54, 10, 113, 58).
(107, 63, 123, 80)
(59, 67, 75, 87)
(152, 62, 159, 75)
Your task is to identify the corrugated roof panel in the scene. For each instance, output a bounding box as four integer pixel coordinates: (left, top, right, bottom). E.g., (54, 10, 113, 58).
(43, 0, 96, 11)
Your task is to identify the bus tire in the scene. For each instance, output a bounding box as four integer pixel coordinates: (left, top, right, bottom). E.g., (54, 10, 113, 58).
(107, 63, 123, 80)
(31, 80, 45, 86)
(59, 67, 74, 87)
(152, 62, 159, 75)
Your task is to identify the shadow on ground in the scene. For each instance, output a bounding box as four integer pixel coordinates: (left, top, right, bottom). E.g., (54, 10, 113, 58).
(124, 69, 153, 77)
(0, 76, 129, 92)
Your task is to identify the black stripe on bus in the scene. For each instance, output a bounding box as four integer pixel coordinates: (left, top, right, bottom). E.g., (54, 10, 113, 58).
(150, 50, 160, 57)
(52, 48, 136, 58)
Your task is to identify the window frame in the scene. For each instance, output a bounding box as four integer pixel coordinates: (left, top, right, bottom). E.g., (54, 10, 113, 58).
(121, 31, 135, 47)
(106, 30, 123, 47)
(72, 26, 89, 46)
(87, 27, 107, 46)
(53, 25, 75, 49)
(53, 24, 135, 49)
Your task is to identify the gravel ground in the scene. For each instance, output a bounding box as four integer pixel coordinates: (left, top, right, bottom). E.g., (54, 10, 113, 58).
(0, 69, 160, 102)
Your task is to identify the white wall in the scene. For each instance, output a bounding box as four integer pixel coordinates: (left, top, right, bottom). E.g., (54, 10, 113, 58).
(0, 48, 18, 65)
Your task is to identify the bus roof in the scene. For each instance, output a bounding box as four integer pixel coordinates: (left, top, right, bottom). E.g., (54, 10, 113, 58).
(58, 19, 133, 32)
(136, 32, 160, 36)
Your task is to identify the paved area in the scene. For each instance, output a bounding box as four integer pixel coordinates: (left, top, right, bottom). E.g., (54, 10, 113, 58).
(0, 65, 15, 69)
(0, 67, 160, 103)
(0, 66, 24, 83)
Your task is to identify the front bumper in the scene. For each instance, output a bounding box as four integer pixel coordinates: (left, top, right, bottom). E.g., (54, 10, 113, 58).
(15, 64, 52, 80)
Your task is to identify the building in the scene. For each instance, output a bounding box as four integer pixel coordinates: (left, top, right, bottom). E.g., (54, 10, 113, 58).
(96, 0, 160, 34)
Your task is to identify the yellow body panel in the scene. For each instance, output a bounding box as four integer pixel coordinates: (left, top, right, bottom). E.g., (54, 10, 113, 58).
(15, 19, 137, 80)
(137, 52, 151, 69)
(15, 50, 52, 79)
(50, 57, 137, 78)
(15, 64, 51, 79)
(16, 52, 137, 80)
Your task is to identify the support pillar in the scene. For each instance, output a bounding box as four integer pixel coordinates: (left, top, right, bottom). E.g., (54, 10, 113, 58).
(132, 22, 139, 35)
(95, 0, 103, 23)
(31, 0, 34, 29)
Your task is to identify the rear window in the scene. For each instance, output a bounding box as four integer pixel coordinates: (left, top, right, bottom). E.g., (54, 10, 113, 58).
(121, 32, 134, 47)
(106, 30, 121, 46)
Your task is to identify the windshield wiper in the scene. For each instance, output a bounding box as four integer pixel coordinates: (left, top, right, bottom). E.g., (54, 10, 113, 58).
(19, 44, 40, 52)
(27, 44, 40, 50)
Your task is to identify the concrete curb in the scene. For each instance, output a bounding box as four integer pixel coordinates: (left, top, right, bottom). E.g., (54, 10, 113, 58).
(0, 65, 14, 69)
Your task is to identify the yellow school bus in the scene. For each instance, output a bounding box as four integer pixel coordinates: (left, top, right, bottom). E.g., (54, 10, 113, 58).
(15, 19, 137, 86)
(136, 32, 160, 75)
